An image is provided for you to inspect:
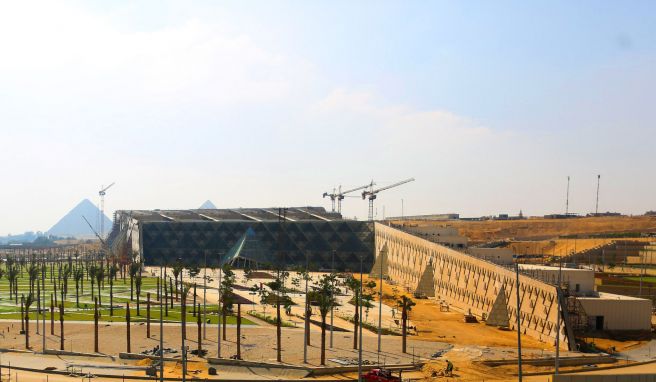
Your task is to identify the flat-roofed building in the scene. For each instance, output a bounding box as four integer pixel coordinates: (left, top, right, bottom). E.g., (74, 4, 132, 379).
(468, 247, 515, 265)
(577, 292, 652, 331)
(518, 264, 595, 296)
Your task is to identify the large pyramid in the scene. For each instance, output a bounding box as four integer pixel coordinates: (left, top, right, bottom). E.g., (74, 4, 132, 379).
(199, 200, 217, 209)
(48, 199, 112, 238)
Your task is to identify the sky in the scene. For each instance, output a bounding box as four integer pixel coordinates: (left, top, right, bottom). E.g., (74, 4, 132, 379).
(1, 1, 655, 234)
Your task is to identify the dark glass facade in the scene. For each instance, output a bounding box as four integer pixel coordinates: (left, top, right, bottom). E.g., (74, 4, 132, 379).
(141, 220, 374, 271)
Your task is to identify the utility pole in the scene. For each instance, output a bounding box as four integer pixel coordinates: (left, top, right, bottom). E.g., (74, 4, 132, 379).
(555, 260, 562, 374)
(565, 176, 570, 216)
(203, 253, 207, 339)
(159, 266, 164, 382)
(377, 245, 385, 353)
(595, 175, 601, 215)
(515, 263, 523, 382)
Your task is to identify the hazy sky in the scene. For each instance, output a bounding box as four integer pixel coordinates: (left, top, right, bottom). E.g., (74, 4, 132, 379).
(1, 1, 655, 234)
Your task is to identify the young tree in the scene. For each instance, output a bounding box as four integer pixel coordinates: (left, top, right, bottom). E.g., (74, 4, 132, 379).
(24, 293, 35, 349)
(180, 284, 191, 341)
(109, 264, 118, 316)
(309, 274, 338, 365)
(219, 265, 236, 341)
(266, 272, 286, 362)
(95, 265, 105, 307)
(135, 272, 143, 315)
(73, 267, 84, 308)
(129, 262, 139, 301)
(172, 263, 184, 301)
(396, 295, 416, 353)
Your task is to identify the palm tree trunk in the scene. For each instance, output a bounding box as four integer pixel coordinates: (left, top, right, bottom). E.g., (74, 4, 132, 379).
(50, 294, 54, 335)
(59, 303, 64, 351)
(276, 299, 281, 362)
(94, 297, 99, 352)
(25, 310, 30, 349)
(353, 295, 359, 350)
(305, 294, 311, 346)
(222, 307, 227, 340)
(181, 298, 187, 341)
(401, 307, 407, 354)
(110, 279, 114, 316)
(321, 314, 327, 365)
(146, 293, 151, 338)
(126, 302, 131, 353)
(196, 303, 201, 352)
(236, 304, 242, 360)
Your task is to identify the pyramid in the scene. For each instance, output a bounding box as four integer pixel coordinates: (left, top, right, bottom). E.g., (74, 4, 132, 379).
(486, 287, 510, 328)
(199, 200, 217, 209)
(47, 199, 112, 238)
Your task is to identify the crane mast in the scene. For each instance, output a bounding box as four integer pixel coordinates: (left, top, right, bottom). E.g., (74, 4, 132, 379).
(323, 182, 374, 214)
(362, 178, 415, 221)
(99, 182, 115, 239)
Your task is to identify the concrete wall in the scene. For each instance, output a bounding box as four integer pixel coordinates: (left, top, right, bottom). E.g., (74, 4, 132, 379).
(374, 223, 567, 347)
(578, 293, 652, 331)
(518, 265, 596, 295)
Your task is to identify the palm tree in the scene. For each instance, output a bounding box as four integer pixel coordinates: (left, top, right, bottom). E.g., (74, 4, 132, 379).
(7, 265, 19, 303)
(396, 295, 416, 353)
(266, 273, 284, 362)
(59, 302, 65, 350)
(345, 276, 361, 350)
(109, 264, 118, 316)
(172, 263, 184, 301)
(61, 264, 72, 301)
(89, 264, 98, 300)
(180, 284, 191, 341)
(135, 272, 143, 315)
(95, 265, 105, 307)
(0, 267, 5, 300)
(309, 274, 338, 365)
(129, 262, 139, 301)
(24, 293, 35, 349)
(73, 267, 84, 308)
(219, 265, 236, 341)
(126, 302, 131, 353)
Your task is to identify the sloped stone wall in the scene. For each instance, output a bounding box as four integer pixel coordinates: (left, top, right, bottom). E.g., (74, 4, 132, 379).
(374, 223, 567, 347)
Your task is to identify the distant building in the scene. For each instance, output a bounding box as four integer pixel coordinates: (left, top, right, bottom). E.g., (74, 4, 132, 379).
(388, 213, 459, 221)
(468, 247, 515, 265)
(393, 225, 468, 249)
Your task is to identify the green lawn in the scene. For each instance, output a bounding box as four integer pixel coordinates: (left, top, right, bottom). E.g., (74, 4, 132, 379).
(0, 270, 253, 325)
(625, 276, 656, 284)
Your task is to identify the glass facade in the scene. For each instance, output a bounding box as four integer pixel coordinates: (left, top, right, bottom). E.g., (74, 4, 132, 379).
(141, 220, 375, 271)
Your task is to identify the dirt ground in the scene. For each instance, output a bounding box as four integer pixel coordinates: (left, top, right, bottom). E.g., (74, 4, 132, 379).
(393, 216, 656, 243)
(363, 274, 553, 350)
(506, 238, 654, 257)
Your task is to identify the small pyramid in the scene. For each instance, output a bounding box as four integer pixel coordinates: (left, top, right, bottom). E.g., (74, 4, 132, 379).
(415, 259, 436, 297)
(199, 200, 217, 209)
(486, 287, 510, 328)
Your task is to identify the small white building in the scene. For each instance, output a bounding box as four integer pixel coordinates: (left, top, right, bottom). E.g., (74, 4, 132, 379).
(578, 293, 652, 331)
(518, 264, 595, 296)
(518, 264, 652, 331)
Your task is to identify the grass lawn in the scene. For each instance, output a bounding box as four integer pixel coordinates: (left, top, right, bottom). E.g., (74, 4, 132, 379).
(625, 276, 656, 284)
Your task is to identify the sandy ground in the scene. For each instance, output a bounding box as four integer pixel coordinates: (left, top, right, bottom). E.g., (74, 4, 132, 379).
(507, 238, 654, 257)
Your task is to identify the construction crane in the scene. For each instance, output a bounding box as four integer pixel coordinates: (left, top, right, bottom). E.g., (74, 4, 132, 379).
(323, 187, 338, 212)
(323, 181, 374, 214)
(362, 178, 415, 221)
(99, 182, 115, 239)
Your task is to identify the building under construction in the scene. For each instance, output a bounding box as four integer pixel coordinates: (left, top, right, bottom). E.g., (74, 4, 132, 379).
(108, 207, 374, 271)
